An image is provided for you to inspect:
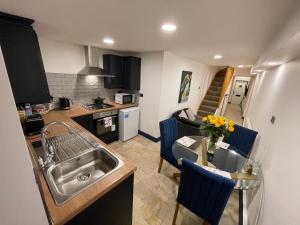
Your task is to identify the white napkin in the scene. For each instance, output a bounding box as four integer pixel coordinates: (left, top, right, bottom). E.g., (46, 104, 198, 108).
(216, 141, 230, 149)
(176, 136, 196, 147)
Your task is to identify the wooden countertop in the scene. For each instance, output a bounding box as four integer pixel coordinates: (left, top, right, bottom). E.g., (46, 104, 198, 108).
(26, 102, 137, 225)
(62, 102, 138, 118)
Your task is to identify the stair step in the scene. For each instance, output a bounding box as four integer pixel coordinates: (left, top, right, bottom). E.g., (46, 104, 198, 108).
(210, 86, 222, 92)
(197, 110, 214, 117)
(205, 95, 219, 102)
(199, 105, 217, 113)
(215, 73, 226, 78)
(214, 77, 225, 82)
(207, 90, 220, 96)
(202, 99, 218, 107)
(211, 81, 224, 87)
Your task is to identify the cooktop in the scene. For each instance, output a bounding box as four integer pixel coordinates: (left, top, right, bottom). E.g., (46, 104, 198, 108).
(82, 103, 114, 111)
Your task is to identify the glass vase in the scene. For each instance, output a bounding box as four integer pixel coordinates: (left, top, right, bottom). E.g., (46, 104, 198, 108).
(208, 135, 218, 154)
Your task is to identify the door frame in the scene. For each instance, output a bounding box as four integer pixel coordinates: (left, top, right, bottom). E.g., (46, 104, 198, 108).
(229, 79, 249, 104)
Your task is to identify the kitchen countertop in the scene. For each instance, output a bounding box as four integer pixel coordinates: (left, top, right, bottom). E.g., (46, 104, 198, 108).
(26, 102, 137, 225)
(62, 102, 138, 118)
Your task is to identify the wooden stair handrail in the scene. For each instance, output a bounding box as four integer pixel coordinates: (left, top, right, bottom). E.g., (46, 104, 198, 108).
(218, 67, 234, 106)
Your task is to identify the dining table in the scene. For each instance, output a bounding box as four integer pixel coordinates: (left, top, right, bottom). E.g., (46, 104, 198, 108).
(172, 136, 262, 190)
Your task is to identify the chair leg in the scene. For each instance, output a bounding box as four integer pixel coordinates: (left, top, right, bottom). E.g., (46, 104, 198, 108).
(158, 158, 163, 173)
(173, 172, 181, 178)
(172, 203, 180, 225)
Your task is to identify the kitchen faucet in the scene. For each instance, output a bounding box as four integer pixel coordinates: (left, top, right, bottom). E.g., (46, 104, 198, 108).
(39, 121, 73, 168)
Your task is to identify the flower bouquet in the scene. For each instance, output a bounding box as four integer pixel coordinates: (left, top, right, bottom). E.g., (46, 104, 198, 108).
(201, 115, 235, 153)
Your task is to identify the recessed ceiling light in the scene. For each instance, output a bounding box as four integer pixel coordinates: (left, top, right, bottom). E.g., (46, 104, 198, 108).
(268, 62, 279, 66)
(103, 38, 114, 45)
(161, 24, 177, 31)
(214, 54, 223, 59)
(238, 65, 244, 68)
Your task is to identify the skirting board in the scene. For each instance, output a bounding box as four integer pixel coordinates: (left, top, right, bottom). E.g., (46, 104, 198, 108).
(138, 130, 160, 143)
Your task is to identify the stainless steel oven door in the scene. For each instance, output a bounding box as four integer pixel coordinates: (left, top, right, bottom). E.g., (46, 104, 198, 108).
(96, 115, 117, 136)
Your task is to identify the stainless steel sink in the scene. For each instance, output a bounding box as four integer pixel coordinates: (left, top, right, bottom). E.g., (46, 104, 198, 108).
(32, 127, 124, 205)
(44, 147, 124, 205)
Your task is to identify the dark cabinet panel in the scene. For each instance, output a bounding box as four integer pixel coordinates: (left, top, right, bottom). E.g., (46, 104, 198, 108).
(103, 54, 124, 89)
(0, 17, 50, 104)
(66, 175, 134, 225)
(123, 56, 141, 90)
(72, 115, 94, 133)
(103, 54, 141, 90)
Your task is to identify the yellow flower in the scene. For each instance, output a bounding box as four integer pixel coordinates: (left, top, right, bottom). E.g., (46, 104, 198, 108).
(202, 117, 208, 122)
(228, 126, 234, 132)
(219, 119, 225, 126)
(215, 122, 221, 128)
(228, 120, 235, 127)
(207, 115, 213, 120)
(210, 119, 216, 125)
(219, 116, 225, 121)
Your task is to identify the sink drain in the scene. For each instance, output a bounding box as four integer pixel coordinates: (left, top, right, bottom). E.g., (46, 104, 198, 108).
(77, 171, 91, 182)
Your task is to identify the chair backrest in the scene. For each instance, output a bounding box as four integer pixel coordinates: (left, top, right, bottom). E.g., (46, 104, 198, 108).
(223, 124, 258, 157)
(177, 159, 235, 225)
(159, 118, 178, 158)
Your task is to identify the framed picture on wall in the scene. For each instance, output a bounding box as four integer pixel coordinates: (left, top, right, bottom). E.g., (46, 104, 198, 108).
(178, 70, 192, 103)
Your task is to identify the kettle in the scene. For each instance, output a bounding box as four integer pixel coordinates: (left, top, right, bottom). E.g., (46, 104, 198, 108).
(59, 97, 72, 110)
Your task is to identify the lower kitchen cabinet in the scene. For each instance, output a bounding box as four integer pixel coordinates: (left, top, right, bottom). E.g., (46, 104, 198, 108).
(66, 174, 134, 225)
(72, 115, 94, 134)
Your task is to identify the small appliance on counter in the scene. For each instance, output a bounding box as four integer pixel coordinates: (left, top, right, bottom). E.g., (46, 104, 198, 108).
(94, 96, 105, 105)
(24, 114, 44, 136)
(59, 97, 72, 110)
(115, 93, 135, 104)
(119, 107, 139, 141)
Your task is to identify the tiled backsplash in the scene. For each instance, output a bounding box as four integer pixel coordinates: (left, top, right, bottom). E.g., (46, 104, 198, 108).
(46, 73, 120, 104)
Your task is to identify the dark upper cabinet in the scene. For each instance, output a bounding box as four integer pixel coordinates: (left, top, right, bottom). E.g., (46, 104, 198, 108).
(0, 13, 50, 104)
(123, 56, 141, 90)
(103, 54, 141, 90)
(103, 54, 124, 89)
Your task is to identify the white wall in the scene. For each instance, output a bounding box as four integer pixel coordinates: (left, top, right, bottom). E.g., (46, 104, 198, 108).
(39, 38, 85, 74)
(137, 51, 217, 138)
(245, 58, 300, 225)
(138, 51, 164, 138)
(0, 49, 48, 224)
(159, 51, 217, 121)
(39, 38, 128, 74)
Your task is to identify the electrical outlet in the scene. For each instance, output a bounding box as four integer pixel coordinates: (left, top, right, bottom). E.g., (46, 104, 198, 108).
(270, 116, 276, 124)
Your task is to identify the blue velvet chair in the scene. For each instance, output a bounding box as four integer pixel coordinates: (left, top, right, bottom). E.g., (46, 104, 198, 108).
(158, 118, 180, 173)
(172, 159, 235, 225)
(223, 124, 258, 157)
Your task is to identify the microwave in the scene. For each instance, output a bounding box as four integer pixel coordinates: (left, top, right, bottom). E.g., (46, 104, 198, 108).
(115, 93, 135, 104)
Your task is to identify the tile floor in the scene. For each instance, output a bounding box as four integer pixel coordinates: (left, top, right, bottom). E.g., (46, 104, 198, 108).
(110, 135, 239, 225)
(224, 104, 243, 125)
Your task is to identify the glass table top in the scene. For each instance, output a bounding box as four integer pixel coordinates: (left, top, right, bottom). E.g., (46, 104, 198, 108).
(172, 136, 262, 190)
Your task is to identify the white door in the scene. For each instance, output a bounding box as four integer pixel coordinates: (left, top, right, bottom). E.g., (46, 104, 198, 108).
(231, 80, 248, 104)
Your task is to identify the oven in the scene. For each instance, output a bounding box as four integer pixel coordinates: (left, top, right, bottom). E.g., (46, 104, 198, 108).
(93, 109, 119, 144)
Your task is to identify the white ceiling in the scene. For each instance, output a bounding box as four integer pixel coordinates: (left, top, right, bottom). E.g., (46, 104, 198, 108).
(0, 0, 298, 66)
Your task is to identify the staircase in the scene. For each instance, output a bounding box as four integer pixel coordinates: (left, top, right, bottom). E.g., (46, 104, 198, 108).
(197, 69, 226, 117)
